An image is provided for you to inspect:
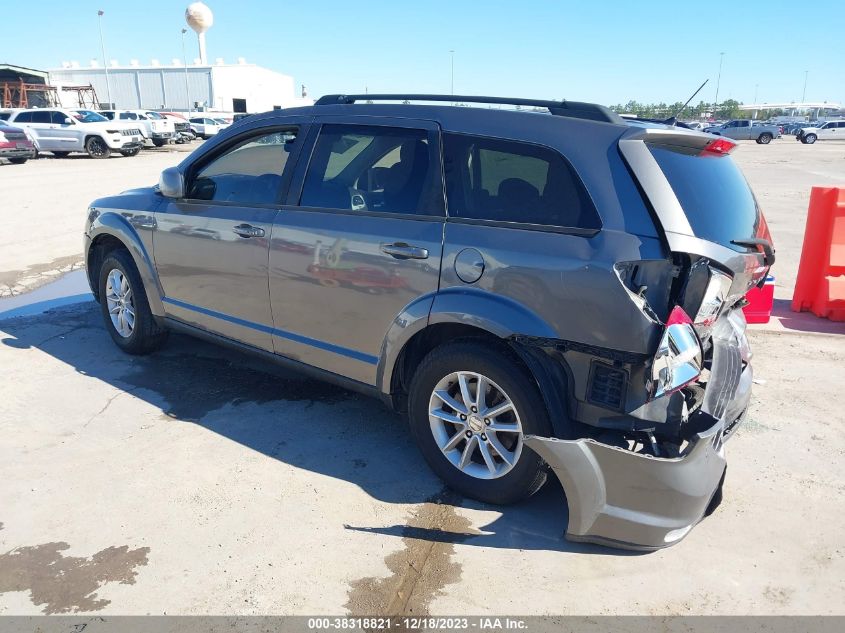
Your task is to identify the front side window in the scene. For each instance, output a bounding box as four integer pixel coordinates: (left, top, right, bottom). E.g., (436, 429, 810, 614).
(300, 124, 442, 215)
(186, 128, 299, 205)
(443, 133, 600, 230)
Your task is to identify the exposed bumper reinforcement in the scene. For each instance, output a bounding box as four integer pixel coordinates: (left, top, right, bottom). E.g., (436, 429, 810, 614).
(525, 416, 735, 551)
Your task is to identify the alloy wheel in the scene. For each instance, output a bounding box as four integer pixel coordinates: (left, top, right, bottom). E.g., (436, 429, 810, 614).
(428, 370, 524, 480)
(105, 269, 135, 338)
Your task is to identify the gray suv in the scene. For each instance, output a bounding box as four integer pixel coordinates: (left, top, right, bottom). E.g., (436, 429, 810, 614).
(84, 94, 773, 550)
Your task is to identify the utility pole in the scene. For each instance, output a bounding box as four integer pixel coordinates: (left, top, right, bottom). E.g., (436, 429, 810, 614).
(181, 29, 191, 114)
(449, 50, 455, 95)
(714, 52, 724, 109)
(802, 70, 809, 103)
(97, 10, 113, 108)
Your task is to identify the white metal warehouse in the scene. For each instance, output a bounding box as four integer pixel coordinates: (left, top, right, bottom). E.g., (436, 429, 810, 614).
(48, 59, 311, 114)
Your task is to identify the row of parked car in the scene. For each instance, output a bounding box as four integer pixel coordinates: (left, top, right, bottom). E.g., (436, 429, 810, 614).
(0, 107, 234, 162)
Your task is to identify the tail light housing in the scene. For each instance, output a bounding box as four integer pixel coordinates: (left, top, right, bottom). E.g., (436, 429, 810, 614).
(701, 137, 737, 155)
(650, 306, 703, 399)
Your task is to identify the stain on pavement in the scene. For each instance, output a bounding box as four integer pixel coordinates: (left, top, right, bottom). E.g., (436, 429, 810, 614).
(0, 540, 150, 614)
(346, 490, 478, 619)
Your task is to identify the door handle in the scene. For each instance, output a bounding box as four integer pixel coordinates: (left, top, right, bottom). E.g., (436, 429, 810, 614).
(381, 242, 429, 260)
(232, 224, 265, 238)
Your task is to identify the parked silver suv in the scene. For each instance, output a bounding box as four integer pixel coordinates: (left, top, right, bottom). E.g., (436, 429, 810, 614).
(84, 94, 773, 550)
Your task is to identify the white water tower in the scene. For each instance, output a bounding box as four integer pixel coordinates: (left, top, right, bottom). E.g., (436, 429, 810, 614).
(185, 2, 213, 65)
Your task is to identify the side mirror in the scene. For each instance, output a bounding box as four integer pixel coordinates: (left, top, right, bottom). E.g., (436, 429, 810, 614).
(159, 167, 185, 199)
(63, 117, 75, 125)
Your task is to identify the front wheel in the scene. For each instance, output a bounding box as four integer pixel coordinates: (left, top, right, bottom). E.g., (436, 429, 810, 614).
(8, 157, 27, 164)
(757, 133, 773, 144)
(52, 151, 70, 158)
(152, 139, 167, 147)
(98, 249, 168, 355)
(408, 341, 553, 504)
(86, 136, 111, 159)
(803, 134, 817, 144)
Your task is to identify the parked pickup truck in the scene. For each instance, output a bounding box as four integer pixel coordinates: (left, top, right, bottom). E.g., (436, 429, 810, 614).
(795, 120, 845, 144)
(704, 120, 781, 144)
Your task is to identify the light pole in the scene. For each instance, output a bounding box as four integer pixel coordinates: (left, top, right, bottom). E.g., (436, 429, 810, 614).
(754, 84, 759, 104)
(801, 70, 808, 103)
(181, 28, 191, 114)
(714, 52, 724, 110)
(449, 50, 455, 95)
(97, 10, 113, 108)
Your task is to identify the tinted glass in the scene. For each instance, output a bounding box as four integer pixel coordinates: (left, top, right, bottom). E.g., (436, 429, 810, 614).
(648, 144, 761, 249)
(13, 112, 33, 123)
(31, 111, 52, 123)
(0, 113, 10, 121)
(300, 124, 442, 215)
(187, 129, 298, 204)
(443, 134, 600, 229)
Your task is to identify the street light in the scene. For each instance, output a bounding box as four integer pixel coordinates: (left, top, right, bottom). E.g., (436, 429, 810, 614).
(449, 50, 455, 95)
(714, 52, 724, 108)
(754, 83, 759, 104)
(181, 28, 191, 115)
(97, 10, 113, 108)
(802, 70, 809, 103)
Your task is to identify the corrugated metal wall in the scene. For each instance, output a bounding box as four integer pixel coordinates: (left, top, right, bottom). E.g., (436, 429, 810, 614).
(49, 67, 213, 110)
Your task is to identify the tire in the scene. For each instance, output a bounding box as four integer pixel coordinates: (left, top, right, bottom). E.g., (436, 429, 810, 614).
(86, 136, 111, 159)
(803, 134, 817, 144)
(8, 157, 27, 164)
(98, 249, 168, 355)
(152, 139, 166, 147)
(758, 133, 773, 144)
(120, 148, 141, 157)
(52, 151, 70, 158)
(408, 340, 553, 505)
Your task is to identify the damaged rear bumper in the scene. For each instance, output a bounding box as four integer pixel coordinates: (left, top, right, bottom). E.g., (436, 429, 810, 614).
(525, 328, 752, 551)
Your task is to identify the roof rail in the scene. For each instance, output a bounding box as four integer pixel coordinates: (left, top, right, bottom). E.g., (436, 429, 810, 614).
(314, 94, 623, 124)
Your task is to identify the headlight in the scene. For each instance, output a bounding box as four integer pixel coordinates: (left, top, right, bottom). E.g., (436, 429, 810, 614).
(694, 268, 733, 326)
(651, 306, 703, 399)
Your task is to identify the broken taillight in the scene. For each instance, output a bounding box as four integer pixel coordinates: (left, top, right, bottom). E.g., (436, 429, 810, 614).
(650, 306, 703, 399)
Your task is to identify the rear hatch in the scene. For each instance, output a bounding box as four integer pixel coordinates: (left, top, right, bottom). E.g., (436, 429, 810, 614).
(618, 126, 772, 300)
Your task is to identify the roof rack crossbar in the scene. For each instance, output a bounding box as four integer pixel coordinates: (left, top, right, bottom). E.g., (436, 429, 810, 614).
(314, 94, 623, 124)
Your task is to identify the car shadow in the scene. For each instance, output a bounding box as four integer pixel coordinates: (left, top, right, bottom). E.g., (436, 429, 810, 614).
(0, 302, 640, 556)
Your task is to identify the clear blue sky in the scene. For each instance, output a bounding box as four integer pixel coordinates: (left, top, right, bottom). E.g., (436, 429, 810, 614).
(3, 0, 843, 107)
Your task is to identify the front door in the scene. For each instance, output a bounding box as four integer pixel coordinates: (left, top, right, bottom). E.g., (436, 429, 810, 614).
(154, 125, 304, 351)
(268, 118, 445, 385)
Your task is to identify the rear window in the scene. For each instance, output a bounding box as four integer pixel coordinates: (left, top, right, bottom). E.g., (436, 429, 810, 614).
(648, 144, 761, 248)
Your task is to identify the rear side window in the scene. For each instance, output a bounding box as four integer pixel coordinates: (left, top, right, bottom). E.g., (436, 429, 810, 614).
(300, 124, 442, 216)
(187, 129, 298, 205)
(31, 111, 52, 123)
(443, 134, 600, 230)
(648, 144, 761, 249)
(12, 112, 33, 123)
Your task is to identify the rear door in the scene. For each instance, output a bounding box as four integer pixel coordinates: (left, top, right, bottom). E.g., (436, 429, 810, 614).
(154, 123, 306, 351)
(26, 110, 55, 149)
(268, 118, 445, 385)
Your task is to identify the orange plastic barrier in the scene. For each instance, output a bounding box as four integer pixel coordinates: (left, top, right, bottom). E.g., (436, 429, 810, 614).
(791, 187, 845, 321)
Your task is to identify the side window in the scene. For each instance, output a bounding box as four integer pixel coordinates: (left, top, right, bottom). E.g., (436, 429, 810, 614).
(186, 128, 298, 205)
(443, 134, 600, 230)
(31, 111, 53, 124)
(300, 124, 442, 215)
(13, 112, 33, 123)
(52, 111, 70, 124)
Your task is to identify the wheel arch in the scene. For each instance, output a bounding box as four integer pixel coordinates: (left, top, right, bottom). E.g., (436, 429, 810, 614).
(86, 214, 164, 316)
(379, 288, 574, 438)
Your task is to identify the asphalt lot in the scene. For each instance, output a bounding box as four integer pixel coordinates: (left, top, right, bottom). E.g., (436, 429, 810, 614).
(1, 138, 844, 615)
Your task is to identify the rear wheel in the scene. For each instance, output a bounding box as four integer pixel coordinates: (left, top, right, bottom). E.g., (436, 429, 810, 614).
(98, 249, 168, 355)
(8, 157, 27, 164)
(86, 136, 111, 159)
(757, 133, 773, 144)
(52, 151, 70, 158)
(408, 340, 552, 504)
(120, 147, 141, 157)
(803, 133, 817, 144)
(152, 139, 167, 147)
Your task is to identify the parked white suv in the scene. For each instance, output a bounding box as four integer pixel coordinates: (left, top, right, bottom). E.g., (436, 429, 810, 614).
(5, 108, 143, 158)
(796, 120, 845, 144)
(188, 116, 222, 139)
(99, 110, 176, 147)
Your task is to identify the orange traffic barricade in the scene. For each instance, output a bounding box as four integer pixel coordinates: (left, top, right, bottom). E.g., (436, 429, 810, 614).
(791, 187, 845, 321)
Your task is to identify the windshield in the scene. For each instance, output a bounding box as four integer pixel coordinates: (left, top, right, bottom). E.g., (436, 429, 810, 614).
(145, 112, 164, 119)
(648, 143, 762, 251)
(73, 110, 109, 123)
(213, 118, 227, 124)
